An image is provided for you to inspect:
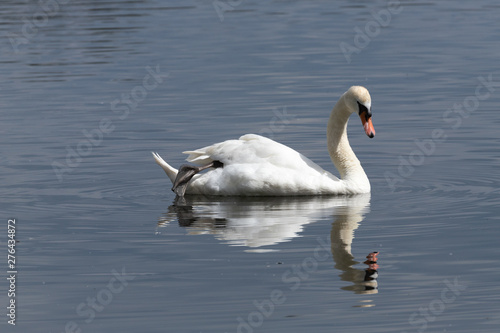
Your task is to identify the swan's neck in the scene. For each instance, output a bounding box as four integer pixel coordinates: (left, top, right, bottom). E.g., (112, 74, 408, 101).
(327, 97, 370, 192)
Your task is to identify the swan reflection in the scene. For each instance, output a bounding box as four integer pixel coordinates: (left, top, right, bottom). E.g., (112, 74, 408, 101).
(158, 194, 378, 294)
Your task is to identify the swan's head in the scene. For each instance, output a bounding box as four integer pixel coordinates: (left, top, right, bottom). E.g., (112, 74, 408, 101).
(344, 86, 375, 138)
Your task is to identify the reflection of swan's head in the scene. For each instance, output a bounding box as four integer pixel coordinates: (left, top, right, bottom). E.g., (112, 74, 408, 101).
(341, 86, 375, 138)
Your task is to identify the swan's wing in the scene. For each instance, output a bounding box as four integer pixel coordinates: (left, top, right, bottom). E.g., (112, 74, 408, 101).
(238, 134, 338, 179)
(181, 134, 341, 195)
(183, 134, 333, 176)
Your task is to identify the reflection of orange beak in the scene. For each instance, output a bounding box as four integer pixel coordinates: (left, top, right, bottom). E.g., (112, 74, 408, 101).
(360, 113, 375, 138)
(366, 252, 379, 261)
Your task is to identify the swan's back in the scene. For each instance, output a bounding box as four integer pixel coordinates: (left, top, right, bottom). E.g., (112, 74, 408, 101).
(184, 134, 342, 196)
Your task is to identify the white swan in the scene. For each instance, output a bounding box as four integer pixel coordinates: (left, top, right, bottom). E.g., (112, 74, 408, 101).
(152, 86, 375, 196)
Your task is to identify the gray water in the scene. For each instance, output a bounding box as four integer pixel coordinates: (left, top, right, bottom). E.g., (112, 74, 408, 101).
(2, 0, 500, 332)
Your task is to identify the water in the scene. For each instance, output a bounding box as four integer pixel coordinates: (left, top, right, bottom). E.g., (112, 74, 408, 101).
(2, 0, 500, 332)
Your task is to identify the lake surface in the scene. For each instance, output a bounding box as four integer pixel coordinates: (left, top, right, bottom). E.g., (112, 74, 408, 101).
(2, 0, 500, 332)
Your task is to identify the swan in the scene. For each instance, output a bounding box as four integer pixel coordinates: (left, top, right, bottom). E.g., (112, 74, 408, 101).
(152, 86, 375, 196)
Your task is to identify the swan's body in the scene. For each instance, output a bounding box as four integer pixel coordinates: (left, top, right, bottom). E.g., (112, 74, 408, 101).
(153, 86, 375, 196)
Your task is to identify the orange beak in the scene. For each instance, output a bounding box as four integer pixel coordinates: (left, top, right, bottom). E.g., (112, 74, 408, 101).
(360, 113, 375, 138)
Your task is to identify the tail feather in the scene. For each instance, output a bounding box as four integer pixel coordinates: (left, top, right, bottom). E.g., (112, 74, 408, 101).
(151, 152, 178, 184)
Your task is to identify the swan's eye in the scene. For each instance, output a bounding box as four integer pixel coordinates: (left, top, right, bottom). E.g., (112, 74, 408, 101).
(357, 101, 371, 116)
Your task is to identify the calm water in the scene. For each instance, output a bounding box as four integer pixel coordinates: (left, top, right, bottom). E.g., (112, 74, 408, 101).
(2, 0, 500, 332)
